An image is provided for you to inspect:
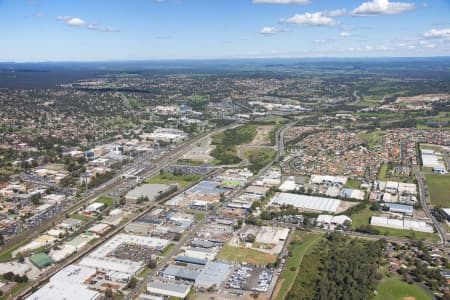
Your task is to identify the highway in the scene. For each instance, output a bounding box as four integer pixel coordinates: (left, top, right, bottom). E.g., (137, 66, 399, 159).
(413, 165, 447, 245)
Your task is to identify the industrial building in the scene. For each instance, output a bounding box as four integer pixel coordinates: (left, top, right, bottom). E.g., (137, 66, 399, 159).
(195, 261, 231, 289)
(147, 281, 191, 299)
(421, 149, 446, 171)
(78, 234, 170, 281)
(270, 192, 342, 213)
(26, 265, 101, 300)
(384, 203, 414, 216)
(370, 216, 434, 233)
(125, 184, 177, 203)
(317, 215, 352, 226)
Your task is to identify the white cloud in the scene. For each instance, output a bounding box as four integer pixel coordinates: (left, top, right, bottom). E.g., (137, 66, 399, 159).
(340, 31, 351, 37)
(57, 16, 118, 32)
(57, 16, 86, 26)
(424, 28, 450, 39)
(260, 26, 278, 34)
(281, 10, 346, 26)
(352, 0, 415, 16)
(253, 0, 310, 4)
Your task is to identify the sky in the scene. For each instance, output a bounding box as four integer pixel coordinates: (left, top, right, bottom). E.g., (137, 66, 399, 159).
(0, 0, 449, 61)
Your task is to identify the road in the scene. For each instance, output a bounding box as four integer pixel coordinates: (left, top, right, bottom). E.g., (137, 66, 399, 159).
(413, 165, 447, 245)
(124, 212, 211, 299)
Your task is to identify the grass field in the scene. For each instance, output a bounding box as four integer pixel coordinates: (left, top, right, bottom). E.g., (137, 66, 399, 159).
(373, 226, 439, 243)
(375, 276, 432, 300)
(95, 196, 114, 207)
(243, 147, 276, 174)
(216, 244, 277, 265)
(350, 206, 380, 228)
(345, 179, 361, 189)
(0, 239, 29, 261)
(358, 130, 387, 148)
(424, 174, 450, 207)
(378, 163, 389, 180)
(420, 144, 444, 153)
(146, 172, 202, 190)
(69, 213, 93, 222)
(273, 232, 322, 300)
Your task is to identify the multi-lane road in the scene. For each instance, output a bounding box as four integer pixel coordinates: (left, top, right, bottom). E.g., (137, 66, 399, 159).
(413, 165, 447, 245)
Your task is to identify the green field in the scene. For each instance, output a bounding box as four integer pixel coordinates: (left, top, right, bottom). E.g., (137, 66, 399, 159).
(345, 179, 361, 189)
(358, 130, 387, 148)
(424, 174, 450, 207)
(373, 226, 439, 243)
(274, 232, 322, 300)
(146, 172, 202, 190)
(69, 213, 94, 222)
(216, 244, 277, 265)
(375, 276, 432, 300)
(350, 206, 380, 228)
(95, 196, 114, 207)
(243, 147, 276, 174)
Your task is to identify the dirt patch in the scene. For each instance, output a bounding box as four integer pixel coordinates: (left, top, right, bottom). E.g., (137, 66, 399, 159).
(403, 297, 416, 300)
(272, 278, 284, 300)
(252, 126, 274, 146)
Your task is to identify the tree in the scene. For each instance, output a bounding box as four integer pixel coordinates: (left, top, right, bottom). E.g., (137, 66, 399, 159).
(246, 233, 256, 243)
(127, 276, 138, 289)
(148, 259, 157, 269)
(104, 287, 114, 299)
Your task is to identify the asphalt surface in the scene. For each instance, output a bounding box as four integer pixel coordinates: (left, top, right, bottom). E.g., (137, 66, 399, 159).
(413, 165, 447, 245)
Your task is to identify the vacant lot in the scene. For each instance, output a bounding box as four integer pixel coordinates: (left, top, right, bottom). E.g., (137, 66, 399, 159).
(243, 147, 276, 174)
(95, 196, 114, 207)
(146, 172, 202, 190)
(375, 276, 432, 300)
(216, 245, 277, 266)
(273, 232, 322, 300)
(425, 174, 450, 207)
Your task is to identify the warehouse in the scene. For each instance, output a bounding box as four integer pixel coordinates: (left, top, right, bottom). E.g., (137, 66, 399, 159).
(269, 193, 341, 213)
(79, 234, 169, 280)
(160, 265, 202, 282)
(384, 203, 414, 216)
(195, 261, 231, 289)
(370, 216, 434, 233)
(26, 265, 100, 300)
(147, 281, 191, 299)
(29, 253, 53, 269)
(84, 202, 105, 214)
(125, 184, 176, 203)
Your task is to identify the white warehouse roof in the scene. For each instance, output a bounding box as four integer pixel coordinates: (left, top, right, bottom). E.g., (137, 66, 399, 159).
(270, 193, 341, 213)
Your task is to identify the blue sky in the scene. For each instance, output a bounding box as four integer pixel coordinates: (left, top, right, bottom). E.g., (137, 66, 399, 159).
(0, 0, 449, 61)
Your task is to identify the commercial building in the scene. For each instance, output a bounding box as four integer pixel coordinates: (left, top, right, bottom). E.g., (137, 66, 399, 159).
(125, 184, 177, 204)
(370, 216, 434, 233)
(317, 215, 352, 226)
(26, 265, 101, 300)
(145, 128, 188, 143)
(270, 193, 341, 213)
(384, 203, 414, 216)
(29, 253, 53, 269)
(195, 261, 231, 289)
(147, 281, 191, 299)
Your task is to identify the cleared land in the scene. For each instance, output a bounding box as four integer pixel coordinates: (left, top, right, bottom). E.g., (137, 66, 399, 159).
(375, 276, 432, 300)
(95, 196, 114, 207)
(146, 172, 202, 190)
(216, 244, 277, 265)
(424, 174, 450, 207)
(273, 232, 322, 300)
(358, 130, 386, 148)
(243, 147, 276, 174)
